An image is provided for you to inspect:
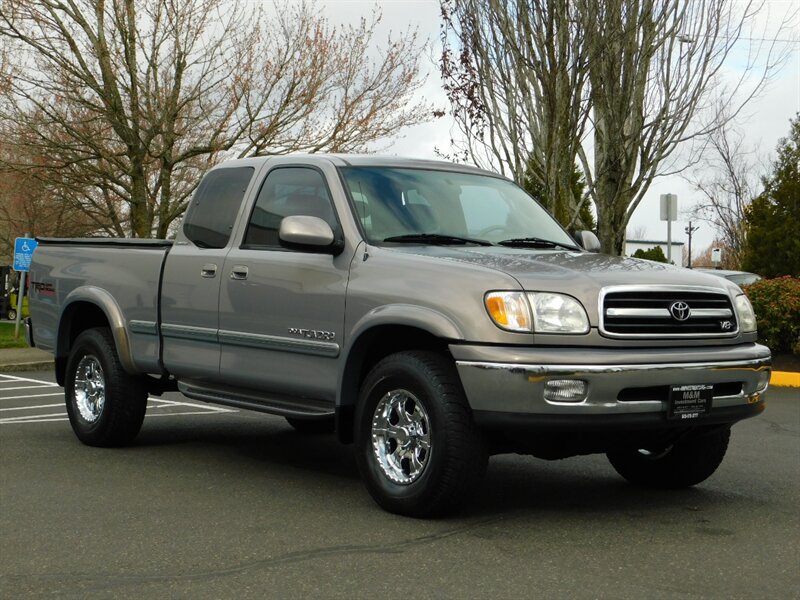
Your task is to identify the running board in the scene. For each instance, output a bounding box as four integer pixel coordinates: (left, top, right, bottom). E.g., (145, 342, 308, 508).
(177, 381, 334, 419)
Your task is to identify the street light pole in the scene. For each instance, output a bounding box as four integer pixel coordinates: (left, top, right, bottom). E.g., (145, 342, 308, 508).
(685, 222, 699, 268)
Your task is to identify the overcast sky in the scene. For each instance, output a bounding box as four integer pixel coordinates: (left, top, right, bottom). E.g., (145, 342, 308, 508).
(321, 0, 799, 254)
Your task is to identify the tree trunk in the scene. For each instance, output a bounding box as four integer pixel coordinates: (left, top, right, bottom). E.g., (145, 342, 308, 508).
(129, 158, 151, 238)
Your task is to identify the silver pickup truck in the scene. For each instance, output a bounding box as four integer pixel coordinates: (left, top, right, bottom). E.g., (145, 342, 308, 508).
(28, 155, 771, 517)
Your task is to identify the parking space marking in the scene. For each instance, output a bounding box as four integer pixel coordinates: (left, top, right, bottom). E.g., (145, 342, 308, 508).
(0, 373, 237, 424)
(1, 412, 67, 424)
(2, 392, 65, 400)
(0, 403, 63, 412)
(0, 385, 57, 391)
(0, 374, 59, 386)
(149, 398, 235, 413)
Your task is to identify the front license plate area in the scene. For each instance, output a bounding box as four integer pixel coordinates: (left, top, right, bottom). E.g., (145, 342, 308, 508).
(668, 384, 713, 420)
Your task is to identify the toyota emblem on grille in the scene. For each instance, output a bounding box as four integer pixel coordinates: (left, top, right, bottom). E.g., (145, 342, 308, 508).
(669, 301, 691, 321)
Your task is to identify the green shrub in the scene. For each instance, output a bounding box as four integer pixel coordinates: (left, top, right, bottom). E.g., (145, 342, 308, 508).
(632, 246, 668, 263)
(743, 276, 800, 354)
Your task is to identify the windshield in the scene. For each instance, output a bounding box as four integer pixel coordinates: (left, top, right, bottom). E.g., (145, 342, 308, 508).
(339, 167, 578, 248)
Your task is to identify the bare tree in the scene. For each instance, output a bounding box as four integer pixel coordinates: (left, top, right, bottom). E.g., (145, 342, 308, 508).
(0, 138, 98, 260)
(441, 0, 793, 253)
(686, 119, 763, 268)
(626, 225, 648, 240)
(0, 0, 430, 238)
(440, 0, 592, 226)
(693, 239, 738, 269)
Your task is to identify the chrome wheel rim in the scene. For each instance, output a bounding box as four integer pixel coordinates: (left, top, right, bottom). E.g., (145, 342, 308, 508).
(74, 355, 105, 423)
(371, 389, 431, 485)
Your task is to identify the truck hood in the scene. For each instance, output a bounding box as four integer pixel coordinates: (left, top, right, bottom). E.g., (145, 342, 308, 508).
(386, 246, 727, 288)
(385, 246, 737, 323)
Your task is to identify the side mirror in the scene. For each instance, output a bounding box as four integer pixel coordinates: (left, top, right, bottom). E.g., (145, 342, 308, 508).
(572, 230, 601, 252)
(279, 216, 344, 255)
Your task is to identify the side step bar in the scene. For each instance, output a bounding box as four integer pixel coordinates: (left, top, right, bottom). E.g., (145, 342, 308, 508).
(178, 381, 334, 419)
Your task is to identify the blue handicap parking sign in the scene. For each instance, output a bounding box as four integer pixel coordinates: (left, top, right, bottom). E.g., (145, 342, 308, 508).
(13, 237, 38, 272)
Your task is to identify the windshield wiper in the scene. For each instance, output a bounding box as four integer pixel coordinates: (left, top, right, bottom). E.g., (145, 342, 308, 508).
(383, 233, 493, 246)
(497, 236, 580, 251)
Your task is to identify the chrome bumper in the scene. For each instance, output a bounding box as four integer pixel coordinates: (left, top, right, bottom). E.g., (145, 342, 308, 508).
(454, 345, 771, 416)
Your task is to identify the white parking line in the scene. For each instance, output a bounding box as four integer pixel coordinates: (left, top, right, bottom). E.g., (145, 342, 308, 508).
(0, 385, 57, 391)
(0, 403, 63, 412)
(149, 398, 235, 413)
(0, 374, 59, 386)
(1, 392, 65, 400)
(1, 412, 67, 423)
(141, 411, 233, 419)
(0, 370, 236, 423)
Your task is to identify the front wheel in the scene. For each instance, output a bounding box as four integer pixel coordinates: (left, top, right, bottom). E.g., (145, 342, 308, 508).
(7, 308, 16, 321)
(607, 427, 731, 488)
(65, 328, 148, 447)
(354, 351, 487, 518)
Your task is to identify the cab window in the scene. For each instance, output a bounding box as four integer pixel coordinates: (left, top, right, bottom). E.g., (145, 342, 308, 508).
(182, 167, 254, 249)
(243, 167, 337, 249)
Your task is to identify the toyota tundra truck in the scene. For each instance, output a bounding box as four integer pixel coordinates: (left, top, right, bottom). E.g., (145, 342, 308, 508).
(27, 155, 771, 517)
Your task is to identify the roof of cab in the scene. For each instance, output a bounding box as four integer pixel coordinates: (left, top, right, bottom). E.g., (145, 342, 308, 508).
(209, 153, 506, 179)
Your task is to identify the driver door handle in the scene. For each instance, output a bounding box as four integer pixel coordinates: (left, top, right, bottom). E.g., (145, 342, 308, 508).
(230, 266, 249, 280)
(201, 264, 217, 278)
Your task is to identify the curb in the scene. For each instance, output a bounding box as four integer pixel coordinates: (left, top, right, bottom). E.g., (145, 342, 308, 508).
(771, 371, 800, 388)
(0, 361, 55, 373)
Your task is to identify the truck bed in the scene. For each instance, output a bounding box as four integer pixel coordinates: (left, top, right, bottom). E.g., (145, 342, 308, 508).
(29, 238, 173, 375)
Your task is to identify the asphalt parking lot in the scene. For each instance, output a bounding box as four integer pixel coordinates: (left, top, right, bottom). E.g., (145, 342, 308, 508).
(1, 369, 798, 599)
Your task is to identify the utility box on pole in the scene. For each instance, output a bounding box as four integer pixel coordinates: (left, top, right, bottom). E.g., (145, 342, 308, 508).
(711, 248, 721, 268)
(660, 194, 678, 263)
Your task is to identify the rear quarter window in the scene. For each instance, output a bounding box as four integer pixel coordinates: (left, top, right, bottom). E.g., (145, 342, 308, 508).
(183, 167, 255, 248)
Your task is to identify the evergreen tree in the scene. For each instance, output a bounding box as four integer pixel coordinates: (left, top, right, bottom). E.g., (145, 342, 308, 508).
(523, 161, 596, 231)
(742, 115, 800, 277)
(632, 246, 668, 263)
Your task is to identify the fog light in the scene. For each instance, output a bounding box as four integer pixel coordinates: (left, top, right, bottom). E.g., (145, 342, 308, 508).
(544, 379, 588, 402)
(757, 370, 770, 392)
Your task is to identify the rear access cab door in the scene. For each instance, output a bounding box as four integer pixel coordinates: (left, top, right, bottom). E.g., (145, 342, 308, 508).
(161, 162, 263, 381)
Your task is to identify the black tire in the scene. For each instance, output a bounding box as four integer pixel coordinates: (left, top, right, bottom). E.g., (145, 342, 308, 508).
(64, 327, 147, 447)
(607, 427, 731, 489)
(7, 308, 16, 321)
(354, 351, 487, 518)
(285, 416, 335, 434)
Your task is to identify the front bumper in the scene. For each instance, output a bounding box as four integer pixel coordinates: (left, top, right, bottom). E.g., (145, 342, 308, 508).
(452, 343, 771, 420)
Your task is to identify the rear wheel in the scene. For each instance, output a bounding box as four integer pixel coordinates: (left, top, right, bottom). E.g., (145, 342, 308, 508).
(65, 328, 147, 447)
(607, 428, 731, 488)
(354, 351, 487, 518)
(7, 308, 16, 321)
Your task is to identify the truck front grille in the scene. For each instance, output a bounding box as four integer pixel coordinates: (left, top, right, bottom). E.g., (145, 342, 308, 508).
(600, 286, 738, 339)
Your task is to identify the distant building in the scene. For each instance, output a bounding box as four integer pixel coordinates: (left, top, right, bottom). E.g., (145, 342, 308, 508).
(624, 239, 685, 265)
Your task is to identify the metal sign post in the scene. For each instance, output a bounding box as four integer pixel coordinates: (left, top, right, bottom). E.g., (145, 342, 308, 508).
(660, 194, 678, 263)
(12, 235, 37, 339)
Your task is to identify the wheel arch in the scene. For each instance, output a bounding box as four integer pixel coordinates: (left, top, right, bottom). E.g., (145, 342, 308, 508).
(55, 287, 135, 386)
(335, 308, 463, 443)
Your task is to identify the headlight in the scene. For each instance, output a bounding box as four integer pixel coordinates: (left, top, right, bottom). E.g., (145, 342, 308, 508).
(734, 294, 757, 333)
(527, 292, 590, 334)
(485, 291, 589, 334)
